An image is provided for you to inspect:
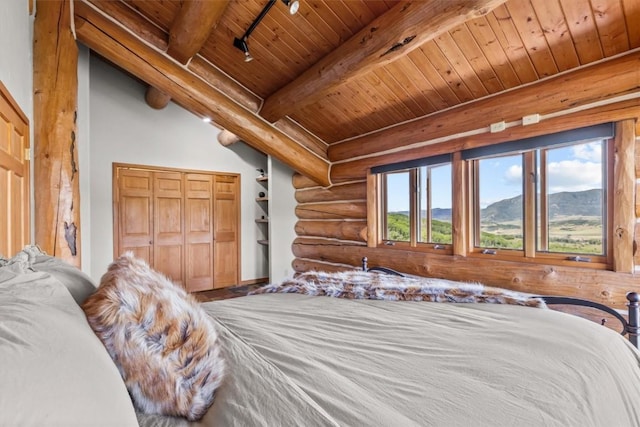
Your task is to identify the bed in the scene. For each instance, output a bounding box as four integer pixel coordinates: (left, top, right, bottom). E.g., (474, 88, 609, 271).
(2, 248, 640, 426)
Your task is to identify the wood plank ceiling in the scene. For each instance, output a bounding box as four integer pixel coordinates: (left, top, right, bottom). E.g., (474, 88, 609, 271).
(76, 0, 640, 183)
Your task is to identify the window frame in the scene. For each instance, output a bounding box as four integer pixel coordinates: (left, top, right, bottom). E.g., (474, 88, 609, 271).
(466, 140, 612, 267)
(378, 163, 454, 255)
(371, 123, 619, 270)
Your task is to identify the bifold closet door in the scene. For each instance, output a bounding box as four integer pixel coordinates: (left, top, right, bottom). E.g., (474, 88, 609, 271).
(115, 166, 239, 291)
(153, 172, 185, 287)
(115, 169, 153, 264)
(213, 175, 239, 288)
(0, 83, 30, 257)
(185, 174, 214, 292)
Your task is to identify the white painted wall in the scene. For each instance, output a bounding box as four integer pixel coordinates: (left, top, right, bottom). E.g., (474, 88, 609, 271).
(268, 156, 297, 283)
(0, 0, 33, 120)
(83, 55, 268, 283)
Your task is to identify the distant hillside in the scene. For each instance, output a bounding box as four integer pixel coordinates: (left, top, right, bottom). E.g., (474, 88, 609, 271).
(482, 189, 602, 222)
(392, 189, 602, 222)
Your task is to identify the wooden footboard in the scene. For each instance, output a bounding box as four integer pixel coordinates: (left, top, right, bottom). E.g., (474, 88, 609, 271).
(361, 257, 640, 349)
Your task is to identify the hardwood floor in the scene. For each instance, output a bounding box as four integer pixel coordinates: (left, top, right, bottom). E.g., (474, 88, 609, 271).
(193, 284, 262, 302)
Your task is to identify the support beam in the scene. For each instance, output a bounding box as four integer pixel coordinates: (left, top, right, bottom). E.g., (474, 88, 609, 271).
(217, 129, 241, 146)
(167, 0, 229, 65)
(259, 0, 506, 123)
(87, 0, 328, 160)
(33, 0, 81, 266)
(145, 0, 230, 110)
(145, 86, 173, 110)
(329, 50, 640, 164)
(75, 1, 331, 186)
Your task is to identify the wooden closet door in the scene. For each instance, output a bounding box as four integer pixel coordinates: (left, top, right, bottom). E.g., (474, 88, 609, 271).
(185, 174, 214, 292)
(114, 169, 153, 264)
(153, 172, 184, 287)
(213, 175, 239, 288)
(0, 83, 30, 257)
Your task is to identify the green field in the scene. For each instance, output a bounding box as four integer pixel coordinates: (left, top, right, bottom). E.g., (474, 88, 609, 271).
(386, 213, 603, 254)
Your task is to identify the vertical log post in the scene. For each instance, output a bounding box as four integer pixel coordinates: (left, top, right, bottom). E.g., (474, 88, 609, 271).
(33, 0, 81, 266)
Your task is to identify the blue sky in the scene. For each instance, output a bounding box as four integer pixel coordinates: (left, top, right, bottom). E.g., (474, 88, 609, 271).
(386, 141, 603, 212)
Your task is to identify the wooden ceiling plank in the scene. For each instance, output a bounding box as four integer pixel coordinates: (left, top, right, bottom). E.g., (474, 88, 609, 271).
(485, 5, 539, 84)
(404, 51, 453, 111)
(74, 0, 331, 186)
(448, 22, 504, 94)
(418, 42, 473, 104)
(259, 0, 508, 123)
(559, 0, 605, 64)
(377, 65, 434, 117)
(528, 0, 580, 72)
(328, 49, 640, 163)
(506, 1, 559, 78)
(465, 17, 521, 89)
(433, 31, 491, 98)
(590, 0, 631, 56)
(621, 0, 640, 48)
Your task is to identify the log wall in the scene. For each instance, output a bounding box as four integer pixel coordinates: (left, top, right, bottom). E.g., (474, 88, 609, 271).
(292, 110, 640, 309)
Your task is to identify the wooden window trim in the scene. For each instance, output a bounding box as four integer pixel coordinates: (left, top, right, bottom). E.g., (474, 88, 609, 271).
(368, 118, 634, 272)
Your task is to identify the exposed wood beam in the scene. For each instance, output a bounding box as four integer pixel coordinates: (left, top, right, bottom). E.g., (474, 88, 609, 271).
(259, 0, 506, 123)
(74, 1, 331, 186)
(145, 0, 230, 110)
(329, 49, 640, 168)
(85, 0, 328, 160)
(88, 0, 168, 50)
(145, 86, 172, 110)
(217, 129, 241, 146)
(330, 97, 640, 183)
(167, 0, 229, 65)
(33, 0, 81, 266)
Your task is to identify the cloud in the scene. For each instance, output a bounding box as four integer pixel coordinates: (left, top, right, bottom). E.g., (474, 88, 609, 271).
(547, 159, 601, 192)
(503, 164, 522, 185)
(571, 141, 602, 162)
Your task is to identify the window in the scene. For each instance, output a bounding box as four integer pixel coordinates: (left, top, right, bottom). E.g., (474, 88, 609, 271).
(376, 156, 452, 252)
(373, 123, 615, 268)
(465, 123, 613, 265)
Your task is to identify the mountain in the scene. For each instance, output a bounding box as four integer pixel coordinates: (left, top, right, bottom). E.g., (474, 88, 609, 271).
(481, 189, 602, 222)
(392, 189, 602, 223)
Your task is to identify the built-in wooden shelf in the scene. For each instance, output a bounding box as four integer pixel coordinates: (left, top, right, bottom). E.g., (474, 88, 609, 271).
(257, 239, 269, 245)
(256, 197, 268, 202)
(256, 176, 268, 183)
(255, 218, 269, 223)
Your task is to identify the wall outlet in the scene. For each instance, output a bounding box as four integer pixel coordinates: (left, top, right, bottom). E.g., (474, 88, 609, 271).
(522, 114, 540, 125)
(490, 121, 506, 133)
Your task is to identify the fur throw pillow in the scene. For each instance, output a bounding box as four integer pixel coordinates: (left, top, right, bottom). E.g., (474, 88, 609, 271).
(82, 253, 224, 421)
(251, 270, 546, 308)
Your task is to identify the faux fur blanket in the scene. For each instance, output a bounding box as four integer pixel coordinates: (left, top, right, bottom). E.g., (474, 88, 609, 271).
(250, 270, 547, 309)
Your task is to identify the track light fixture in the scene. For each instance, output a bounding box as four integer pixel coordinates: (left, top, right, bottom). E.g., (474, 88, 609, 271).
(282, 0, 299, 15)
(233, 37, 253, 62)
(233, 0, 300, 62)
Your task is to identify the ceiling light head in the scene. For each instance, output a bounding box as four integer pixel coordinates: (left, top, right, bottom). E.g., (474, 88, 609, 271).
(282, 0, 299, 15)
(202, 117, 211, 123)
(233, 37, 253, 63)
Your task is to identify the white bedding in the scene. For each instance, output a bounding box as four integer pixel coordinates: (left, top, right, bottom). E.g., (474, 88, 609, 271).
(141, 294, 640, 426)
(2, 251, 640, 426)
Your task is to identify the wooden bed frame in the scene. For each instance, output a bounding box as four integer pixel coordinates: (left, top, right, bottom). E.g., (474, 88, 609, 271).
(361, 257, 640, 349)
